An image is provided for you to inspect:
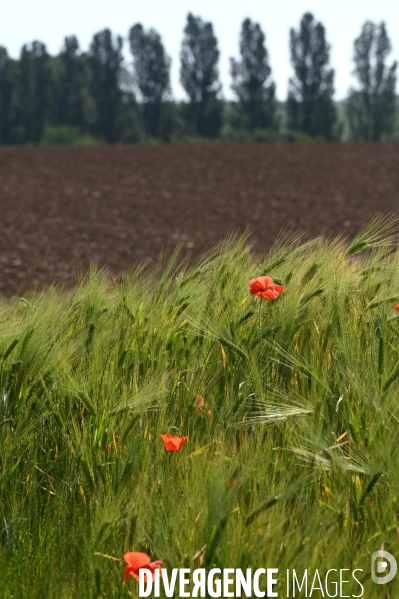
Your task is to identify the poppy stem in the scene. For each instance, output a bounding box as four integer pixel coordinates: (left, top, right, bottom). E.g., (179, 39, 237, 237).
(258, 297, 262, 347)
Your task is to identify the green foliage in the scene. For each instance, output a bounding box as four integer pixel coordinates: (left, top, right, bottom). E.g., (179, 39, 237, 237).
(180, 13, 223, 138)
(1, 222, 399, 596)
(287, 13, 337, 140)
(230, 18, 277, 131)
(221, 126, 317, 143)
(40, 125, 97, 146)
(346, 21, 397, 141)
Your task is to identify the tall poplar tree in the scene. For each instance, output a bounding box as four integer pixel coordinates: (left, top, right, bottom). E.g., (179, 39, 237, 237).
(287, 12, 336, 139)
(52, 36, 92, 132)
(346, 21, 397, 141)
(180, 13, 222, 137)
(88, 29, 123, 143)
(230, 18, 276, 130)
(129, 24, 171, 137)
(0, 47, 15, 144)
(18, 41, 52, 143)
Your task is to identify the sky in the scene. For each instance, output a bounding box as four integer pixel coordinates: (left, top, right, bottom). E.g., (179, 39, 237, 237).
(1, 0, 398, 101)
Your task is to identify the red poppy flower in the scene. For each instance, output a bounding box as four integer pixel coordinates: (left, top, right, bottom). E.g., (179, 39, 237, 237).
(248, 276, 284, 300)
(124, 552, 162, 583)
(160, 434, 188, 452)
(394, 304, 399, 313)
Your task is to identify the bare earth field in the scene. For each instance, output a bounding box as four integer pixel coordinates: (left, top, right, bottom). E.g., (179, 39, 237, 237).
(1, 142, 399, 296)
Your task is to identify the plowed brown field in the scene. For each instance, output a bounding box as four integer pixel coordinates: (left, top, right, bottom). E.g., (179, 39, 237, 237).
(1, 143, 399, 296)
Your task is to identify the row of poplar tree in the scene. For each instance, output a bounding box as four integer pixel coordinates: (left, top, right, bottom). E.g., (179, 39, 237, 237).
(0, 12, 397, 145)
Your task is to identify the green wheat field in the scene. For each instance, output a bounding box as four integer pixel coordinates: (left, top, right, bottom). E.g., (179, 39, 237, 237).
(1, 217, 399, 598)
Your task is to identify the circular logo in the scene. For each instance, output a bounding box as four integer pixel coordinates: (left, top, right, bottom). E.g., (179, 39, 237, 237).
(371, 551, 397, 585)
